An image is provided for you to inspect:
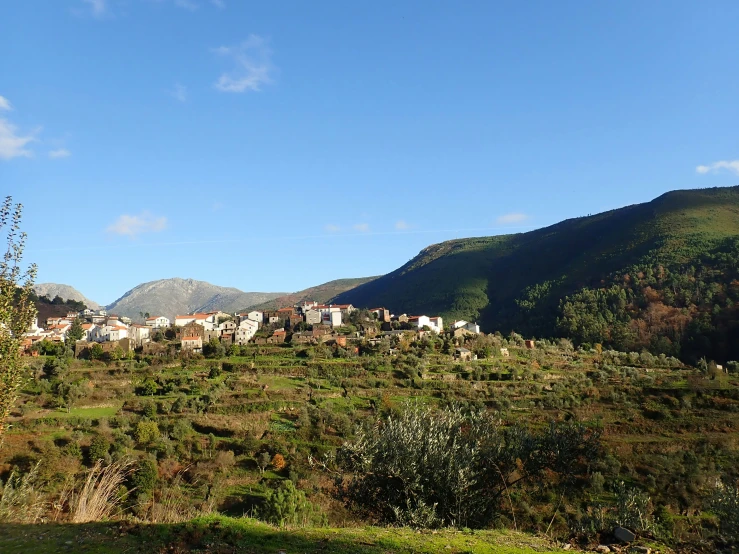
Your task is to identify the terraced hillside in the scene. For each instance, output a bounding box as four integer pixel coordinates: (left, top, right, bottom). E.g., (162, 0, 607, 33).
(3, 335, 737, 551)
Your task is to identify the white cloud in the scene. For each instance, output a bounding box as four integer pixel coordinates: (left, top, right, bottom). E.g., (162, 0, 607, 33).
(0, 96, 11, 111)
(395, 220, 410, 230)
(212, 35, 273, 93)
(324, 224, 340, 233)
(174, 0, 198, 10)
(82, 0, 107, 17)
(496, 213, 529, 225)
(172, 83, 187, 102)
(696, 160, 739, 176)
(353, 223, 370, 232)
(106, 212, 168, 238)
(0, 118, 35, 160)
(211, 0, 225, 7)
(48, 148, 71, 159)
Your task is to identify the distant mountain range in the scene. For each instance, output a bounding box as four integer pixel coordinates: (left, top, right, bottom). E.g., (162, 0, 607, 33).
(34, 276, 377, 323)
(33, 283, 101, 310)
(104, 278, 284, 321)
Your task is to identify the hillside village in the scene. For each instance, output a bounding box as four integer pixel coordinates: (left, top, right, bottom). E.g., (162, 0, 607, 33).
(21, 300, 482, 358)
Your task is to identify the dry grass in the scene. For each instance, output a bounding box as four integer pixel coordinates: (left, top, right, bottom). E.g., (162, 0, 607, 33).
(0, 462, 46, 523)
(71, 459, 134, 523)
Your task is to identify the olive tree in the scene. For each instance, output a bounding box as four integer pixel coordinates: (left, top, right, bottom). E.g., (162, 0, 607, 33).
(0, 198, 37, 442)
(333, 404, 600, 529)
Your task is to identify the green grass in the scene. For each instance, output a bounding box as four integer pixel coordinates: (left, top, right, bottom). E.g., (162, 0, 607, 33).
(63, 406, 120, 418)
(0, 516, 570, 554)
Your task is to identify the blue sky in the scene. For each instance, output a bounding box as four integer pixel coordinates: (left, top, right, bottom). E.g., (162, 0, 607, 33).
(2, 0, 739, 305)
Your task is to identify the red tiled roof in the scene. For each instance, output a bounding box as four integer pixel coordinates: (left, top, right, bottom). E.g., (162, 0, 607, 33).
(182, 336, 201, 341)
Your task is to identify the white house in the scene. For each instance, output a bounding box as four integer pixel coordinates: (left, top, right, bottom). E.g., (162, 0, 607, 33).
(322, 311, 342, 327)
(129, 324, 151, 345)
(409, 315, 443, 333)
(332, 304, 356, 316)
(105, 325, 128, 342)
(175, 313, 216, 330)
(146, 316, 170, 329)
(243, 311, 263, 324)
(452, 320, 480, 334)
(80, 323, 98, 342)
(428, 316, 444, 333)
(299, 301, 318, 313)
(236, 319, 259, 344)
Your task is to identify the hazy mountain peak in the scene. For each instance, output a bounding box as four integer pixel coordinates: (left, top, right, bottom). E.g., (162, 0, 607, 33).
(33, 283, 101, 310)
(105, 277, 284, 321)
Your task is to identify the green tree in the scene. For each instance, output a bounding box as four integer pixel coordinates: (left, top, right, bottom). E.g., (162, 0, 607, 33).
(88, 434, 111, 464)
(66, 318, 84, 343)
(135, 420, 160, 445)
(0, 197, 37, 440)
(89, 343, 104, 360)
(261, 480, 318, 527)
(57, 379, 84, 413)
(130, 457, 158, 495)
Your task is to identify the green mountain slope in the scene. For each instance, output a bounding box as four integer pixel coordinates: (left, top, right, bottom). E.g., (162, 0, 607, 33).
(332, 186, 739, 360)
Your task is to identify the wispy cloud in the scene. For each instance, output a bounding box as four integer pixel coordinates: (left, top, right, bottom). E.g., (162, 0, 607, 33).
(395, 220, 410, 230)
(496, 213, 529, 225)
(212, 35, 274, 93)
(82, 0, 107, 17)
(696, 160, 739, 176)
(171, 83, 187, 102)
(0, 119, 35, 160)
(49, 148, 71, 159)
(211, 0, 225, 7)
(0, 97, 36, 161)
(173, 0, 198, 10)
(353, 223, 370, 232)
(106, 212, 168, 238)
(324, 224, 340, 233)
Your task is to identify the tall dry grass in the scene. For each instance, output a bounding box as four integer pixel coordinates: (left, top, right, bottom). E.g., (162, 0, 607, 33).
(71, 459, 134, 523)
(0, 462, 46, 523)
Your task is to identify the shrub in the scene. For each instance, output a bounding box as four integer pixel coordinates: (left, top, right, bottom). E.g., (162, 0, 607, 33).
(135, 420, 160, 445)
(130, 457, 158, 495)
(334, 404, 600, 528)
(260, 480, 321, 527)
(88, 434, 111, 464)
(272, 453, 287, 471)
(711, 480, 739, 540)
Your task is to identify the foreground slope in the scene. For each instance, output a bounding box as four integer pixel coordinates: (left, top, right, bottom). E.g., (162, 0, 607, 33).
(332, 186, 739, 352)
(0, 516, 572, 553)
(106, 278, 284, 320)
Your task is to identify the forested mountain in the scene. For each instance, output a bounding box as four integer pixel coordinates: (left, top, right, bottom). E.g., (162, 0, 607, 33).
(247, 277, 378, 311)
(332, 186, 739, 362)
